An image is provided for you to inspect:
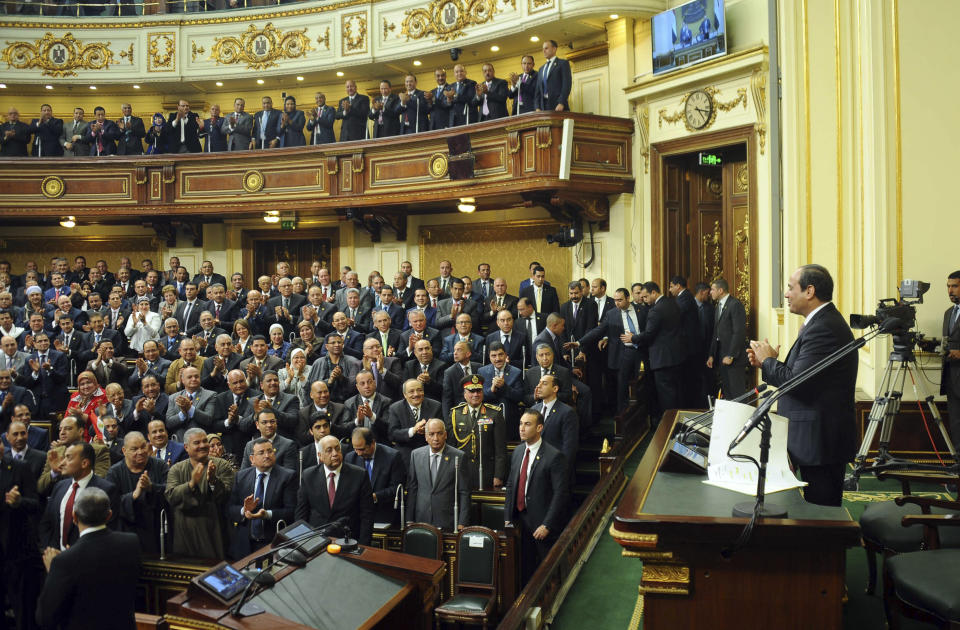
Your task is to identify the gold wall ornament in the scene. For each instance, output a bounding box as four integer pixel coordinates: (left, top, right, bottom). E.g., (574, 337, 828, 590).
(119, 43, 134, 65)
(317, 27, 330, 50)
(734, 162, 749, 193)
(703, 219, 722, 282)
(242, 169, 265, 193)
(401, 0, 501, 43)
(2, 32, 116, 78)
(751, 68, 767, 155)
(147, 32, 175, 72)
(383, 18, 396, 40)
(342, 12, 367, 55)
(528, 0, 553, 11)
(428, 152, 448, 178)
(640, 564, 691, 595)
(210, 23, 313, 70)
(734, 209, 750, 315)
(634, 102, 649, 174)
(659, 86, 748, 132)
(40, 176, 65, 199)
(190, 41, 205, 62)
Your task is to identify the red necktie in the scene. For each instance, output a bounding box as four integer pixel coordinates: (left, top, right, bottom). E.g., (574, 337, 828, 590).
(215, 303, 221, 319)
(516, 448, 529, 512)
(431, 298, 437, 309)
(62, 481, 80, 547)
(327, 472, 336, 508)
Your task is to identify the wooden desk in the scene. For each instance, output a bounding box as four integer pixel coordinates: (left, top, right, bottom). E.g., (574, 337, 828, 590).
(165, 544, 445, 630)
(610, 410, 861, 629)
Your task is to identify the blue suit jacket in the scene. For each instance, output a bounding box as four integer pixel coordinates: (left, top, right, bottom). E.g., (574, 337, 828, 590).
(478, 363, 525, 427)
(226, 464, 298, 558)
(157, 440, 187, 467)
(439, 332, 484, 363)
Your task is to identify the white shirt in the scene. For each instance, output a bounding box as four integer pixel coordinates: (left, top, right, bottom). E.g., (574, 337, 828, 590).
(323, 464, 342, 492)
(519, 438, 542, 496)
(59, 471, 94, 550)
(242, 469, 273, 519)
(620, 308, 639, 347)
(804, 302, 830, 327)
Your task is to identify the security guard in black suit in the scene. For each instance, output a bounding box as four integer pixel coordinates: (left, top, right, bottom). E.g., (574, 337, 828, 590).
(449, 375, 506, 491)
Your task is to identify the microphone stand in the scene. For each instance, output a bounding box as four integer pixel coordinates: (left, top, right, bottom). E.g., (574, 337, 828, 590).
(394, 483, 405, 526)
(476, 420, 484, 491)
(452, 455, 460, 533)
(159, 509, 167, 560)
(678, 384, 768, 445)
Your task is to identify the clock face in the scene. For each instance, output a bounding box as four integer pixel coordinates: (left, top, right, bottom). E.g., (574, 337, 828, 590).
(684, 90, 713, 130)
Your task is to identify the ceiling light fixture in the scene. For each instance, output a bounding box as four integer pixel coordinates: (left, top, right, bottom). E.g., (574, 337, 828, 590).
(530, 35, 540, 42)
(45, 85, 53, 90)
(0, 84, 7, 89)
(336, 71, 344, 77)
(490, 45, 500, 52)
(256, 79, 265, 85)
(59, 216, 76, 228)
(89, 85, 97, 90)
(132, 84, 140, 89)
(457, 200, 476, 213)
(263, 211, 280, 223)
(215, 81, 223, 87)
(296, 76, 304, 81)
(413, 60, 422, 66)
(609, 13, 619, 19)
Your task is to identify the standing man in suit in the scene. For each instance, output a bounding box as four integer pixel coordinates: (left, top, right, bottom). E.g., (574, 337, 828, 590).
(4, 418, 46, 478)
(516, 298, 547, 367)
(520, 266, 561, 316)
(224, 97, 254, 152)
(200, 104, 228, 153)
(402, 339, 447, 402)
(503, 410, 568, 584)
(560, 281, 598, 343)
(370, 80, 402, 138)
(399, 74, 430, 135)
(240, 408, 298, 471)
(406, 419, 470, 531)
(278, 96, 306, 147)
(435, 279, 481, 333)
(943, 271, 960, 451)
(167, 100, 202, 153)
(29, 104, 63, 157)
(85, 106, 119, 156)
(0, 431, 42, 630)
(306, 92, 337, 145)
(60, 106, 90, 156)
(227, 436, 298, 559)
(174, 283, 206, 333)
(481, 278, 519, 334)
(748, 264, 857, 506)
(446, 64, 478, 127)
(474, 63, 509, 121)
(336, 80, 371, 142)
(339, 370, 393, 444)
(345, 427, 405, 525)
(693, 282, 715, 406)
(534, 39, 573, 112)
(707, 278, 748, 400)
(296, 435, 374, 545)
(669, 275, 704, 407)
(635, 283, 685, 419)
(577, 288, 643, 414)
(386, 378, 443, 464)
(115, 103, 145, 155)
(36, 487, 140, 630)
(427, 67, 453, 131)
(398, 309, 441, 363)
(192, 261, 227, 291)
(251, 96, 282, 149)
(484, 310, 526, 368)
(1, 108, 31, 157)
(479, 342, 525, 440)
(508, 55, 538, 115)
(17, 332, 69, 419)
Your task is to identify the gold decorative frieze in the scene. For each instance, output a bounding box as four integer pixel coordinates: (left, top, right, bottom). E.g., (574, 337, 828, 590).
(190, 41, 205, 62)
(1, 32, 116, 78)
(528, 0, 553, 12)
(401, 0, 501, 43)
(751, 68, 767, 155)
(735, 210, 750, 315)
(428, 153, 448, 178)
(147, 32, 175, 72)
(641, 564, 690, 595)
(703, 219, 721, 282)
(317, 27, 330, 50)
(242, 170, 265, 193)
(119, 43, 134, 64)
(40, 176, 65, 199)
(383, 18, 396, 40)
(210, 23, 312, 70)
(659, 86, 748, 133)
(342, 12, 368, 55)
(634, 102, 649, 174)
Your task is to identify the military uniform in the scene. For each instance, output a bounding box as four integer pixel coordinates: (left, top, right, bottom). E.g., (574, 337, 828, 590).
(450, 375, 506, 490)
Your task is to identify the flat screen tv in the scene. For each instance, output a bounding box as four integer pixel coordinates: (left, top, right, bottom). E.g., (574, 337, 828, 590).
(652, 0, 727, 76)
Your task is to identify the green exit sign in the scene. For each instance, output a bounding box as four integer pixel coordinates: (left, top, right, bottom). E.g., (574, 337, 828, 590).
(281, 219, 297, 230)
(698, 152, 722, 166)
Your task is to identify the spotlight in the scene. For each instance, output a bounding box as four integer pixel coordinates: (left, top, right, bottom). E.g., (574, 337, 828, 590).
(59, 216, 76, 228)
(530, 36, 539, 42)
(609, 13, 618, 19)
(336, 71, 344, 77)
(413, 60, 422, 66)
(132, 84, 140, 89)
(256, 79, 265, 85)
(490, 45, 499, 52)
(457, 203, 476, 213)
(263, 212, 280, 223)
(215, 81, 223, 87)
(296, 76, 304, 81)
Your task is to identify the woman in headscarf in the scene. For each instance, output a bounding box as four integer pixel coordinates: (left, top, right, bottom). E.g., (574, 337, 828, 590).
(66, 370, 108, 441)
(278, 347, 310, 402)
(145, 112, 168, 154)
(279, 95, 306, 147)
(267, 323, 291, 361)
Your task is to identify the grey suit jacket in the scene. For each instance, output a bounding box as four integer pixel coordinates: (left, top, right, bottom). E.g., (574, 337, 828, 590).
(60, 119, 90, 157)
(240, 433, 299, 471)
(223, 111, 254, 151)
(164, 387, 217, 438)
(406, 443, 471, 531)
(435, 298, 480, 331)
(335, 287, 374, 313)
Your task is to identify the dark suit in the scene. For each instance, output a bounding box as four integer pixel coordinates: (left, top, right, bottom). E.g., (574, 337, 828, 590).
(200, 116, 228, 152)
(38, 475, 119, 550)
(106, 457, 169, 554)
(209, 390, 257, 455)
(428, 84, 453, 131)
(484, 329, 527, 367)
(675, 290, 705, 407)
(402, 359, 447, 402)
(579, 307, 644, 413)
(30, 117, 64, 157)
(710, 295, 749, 401)
(251, 109, 282, 149)
(397, 326, 443, 363)
(366, 328, 403, 358)
(227, 464, 298, 558)
(296, 403, 349, 447)
(200, 352, 243, 393)
(238, 355, 284, 391)
(339, 393, 393, 444)
(17, 350, 69, 418)
(306, 105, 337, 144)
(446, 79, 478, 127)
(336, 94, 371, 141)
(191, 273, 228, 290)
(696, 299, 716, 405)
(533, 56, 573, 111)
(0, 384, 38, 427)
(115, 116, 146, 155)
(85, 120, 120, 155)
(345, 443, 404, 525)
(560, 298, 598, 342)
(503, 439, 567, 582)
(240, 434, 299, 472)
(296, 462, 374, 545)
(406, 443, 470, 531)
(278, 109, 306, 147)
(398, 90, 430, 134)
(634, 297, 685, 416)
(474, 78, 509, 120)
(435, 297, 480, 332)
(35, 528, 140, 630)
(520, 284, 561, 316)
(533, 400, 579, 477)
(522, 363, 574, 408)
(223, 111, 254, 151)
(174, 299, 207, 332)
(0, 454, 42, 629)
(517, 312, 548, 365)
(166, 112, 202, 153)
(508, 71, 539, 115)
(759, 302, 857, 506)
(441, 362, 481, 421)
(386, 397, 443, 462)
(1, 120, 31, 156)
(370, 95, 401, 138)
(478, 362, 525, 439)
(439, 332, 484, 363)
(942, 304, 960, 450)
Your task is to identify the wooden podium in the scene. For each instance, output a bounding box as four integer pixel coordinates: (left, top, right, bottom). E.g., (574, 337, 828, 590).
(165, 545, 445, 630)
(610, 410, 861, 629)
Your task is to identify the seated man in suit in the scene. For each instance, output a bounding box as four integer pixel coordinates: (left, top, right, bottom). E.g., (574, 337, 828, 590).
(345, 427, 405, 526)
(36, 487, 140, 630)
(503, 409, 568, 584)
(227, 436, 298, 559)
(405, 419, 471, 532)
(296, 434, 374, 545)
(240, 408, 298, 472)
(439, 313, 485, 364)
(38, 442, 119, 551)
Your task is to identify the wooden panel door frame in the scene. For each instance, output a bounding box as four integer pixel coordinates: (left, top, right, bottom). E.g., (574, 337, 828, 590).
(649, 124, 758, 317)
(240, 228, 340, 287)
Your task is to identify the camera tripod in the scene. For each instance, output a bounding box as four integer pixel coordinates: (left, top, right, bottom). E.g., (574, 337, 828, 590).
(843, 337, 957, 491)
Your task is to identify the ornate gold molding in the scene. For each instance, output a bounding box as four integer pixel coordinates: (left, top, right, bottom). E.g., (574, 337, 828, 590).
(190, 41, 205, 62)
(147, 32, 175, 72)
(401, 0, 501, 43)
(210, 22, 312, 70)
(659, 86, 748, 133)
(735, 208, 750, 315)
(703, 219, 721, 282)
(528, 0, 553, 12)
(242, 170, 264, 193)
(383, 18, 396, 40)
(1, 32, 116, 77)
(634, 102, 649, 174)
(751, 68, 767, 155)
(40, 176, 65, 199)
(119, 43, 133, 64)
(428, 153, 448, 178)
(342, 12, 367, 55)
(608, 523, 658, 547)
(317, 27, 330, 50)
(641, 564, 690, 595)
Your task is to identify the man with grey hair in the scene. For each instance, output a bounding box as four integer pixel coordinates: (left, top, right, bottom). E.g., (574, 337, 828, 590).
(200, 333, 243, 393)
(107, 430, 169, 553)
(165, 428, 234, 559)
(165, 366, 216, 439)
(336, 272, 374, 312)
(37, 486, 141, 630)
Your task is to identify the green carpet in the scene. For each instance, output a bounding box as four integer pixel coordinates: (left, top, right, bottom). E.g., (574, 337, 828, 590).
(552, 442, 952, 629)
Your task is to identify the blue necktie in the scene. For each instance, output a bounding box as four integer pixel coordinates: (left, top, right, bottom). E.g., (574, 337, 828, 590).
(364, 458, 373, 481)
(625, 311, 637, 334)
(251, 472, 265, 540)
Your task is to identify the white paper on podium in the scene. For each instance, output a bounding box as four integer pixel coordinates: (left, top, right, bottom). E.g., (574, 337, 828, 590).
(702, 399, 807, 496)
